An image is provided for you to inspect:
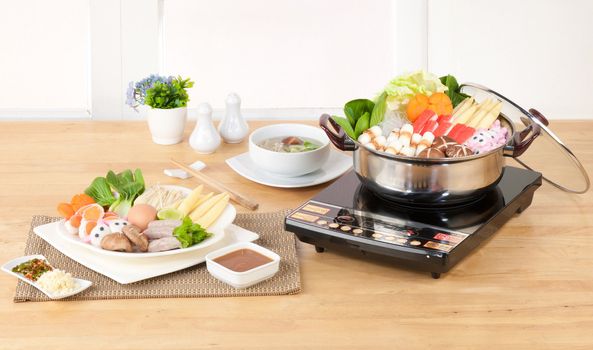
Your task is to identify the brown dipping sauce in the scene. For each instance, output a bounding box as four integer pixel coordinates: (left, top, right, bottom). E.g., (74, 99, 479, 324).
(214, 249, 273, 272)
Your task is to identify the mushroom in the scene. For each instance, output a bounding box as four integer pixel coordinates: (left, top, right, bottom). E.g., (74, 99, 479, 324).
(281, 136, 303, 145)
(122, 224, 149, 252)
(100, 233, 133, 252)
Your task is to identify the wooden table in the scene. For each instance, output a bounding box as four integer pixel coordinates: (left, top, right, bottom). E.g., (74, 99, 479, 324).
(1, 120, 592, 349)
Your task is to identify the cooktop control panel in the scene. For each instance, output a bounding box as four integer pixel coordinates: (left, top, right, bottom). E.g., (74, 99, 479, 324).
(288, 200, 470, 254)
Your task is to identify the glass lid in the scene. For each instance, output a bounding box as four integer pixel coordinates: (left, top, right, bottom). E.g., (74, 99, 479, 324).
(460, 83, 590, 193)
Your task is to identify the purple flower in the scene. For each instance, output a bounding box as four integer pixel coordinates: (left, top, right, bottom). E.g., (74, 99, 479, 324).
(125, 82, 136, 108)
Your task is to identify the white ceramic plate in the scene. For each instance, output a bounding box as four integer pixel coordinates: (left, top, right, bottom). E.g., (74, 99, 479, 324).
(56, 185, 236, 258)
(225, 150, 352, 188)
(35, 222, 259, 284)
(2, 254, 92, 299)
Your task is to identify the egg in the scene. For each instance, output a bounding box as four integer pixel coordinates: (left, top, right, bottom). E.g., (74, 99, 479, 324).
(127, 204, 157, 230)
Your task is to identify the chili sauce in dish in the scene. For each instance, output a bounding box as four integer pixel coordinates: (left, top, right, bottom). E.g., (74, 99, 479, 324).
(11, 258, 53, 281)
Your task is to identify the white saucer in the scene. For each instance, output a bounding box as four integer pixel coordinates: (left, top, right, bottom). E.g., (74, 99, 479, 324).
(226, 151, 352, 188)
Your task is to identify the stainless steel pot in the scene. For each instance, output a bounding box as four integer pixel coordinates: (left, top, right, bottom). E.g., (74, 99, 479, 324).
(319, 112, 543, 206)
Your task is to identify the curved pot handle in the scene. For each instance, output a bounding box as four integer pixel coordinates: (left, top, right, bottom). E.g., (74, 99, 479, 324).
(528, 108, 550, 126)
(319, 114, 357, 151)
(504, 120, 541, 158)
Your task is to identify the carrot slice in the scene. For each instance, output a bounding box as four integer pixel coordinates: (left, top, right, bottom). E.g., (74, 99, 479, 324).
(428, 93, 453, 116)
(82, 204, 105, 221)
(406, 94, 430, 122)
(57, 203, 75, 219)
(71, 193, 96, 212)
(83, 221, 97, 238)
(103, 212, 119, 221)
(68, 214, 82, 228)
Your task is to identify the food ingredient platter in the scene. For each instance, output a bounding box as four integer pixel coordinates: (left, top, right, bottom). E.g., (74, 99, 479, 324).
(39, 168, 259, 283)
(34, 222, 259, 284)
(56, 185, 236, 258)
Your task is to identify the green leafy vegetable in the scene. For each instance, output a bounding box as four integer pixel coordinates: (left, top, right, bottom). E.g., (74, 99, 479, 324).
(344, 99, 375, 126)
(106, 169, 145, 217)
(144, 76, 194, 109)
(173, 217, 211, 248)
(330, 116, 356, 140)
(303, 140, 319, 151)
(382, 70, 448, 112)
(330, 70, 451, 141)
(370, 92, 387, 127)
(84, 177, 116, 206)
(354, 112, 370, 137)
(439, 74, 469, 108)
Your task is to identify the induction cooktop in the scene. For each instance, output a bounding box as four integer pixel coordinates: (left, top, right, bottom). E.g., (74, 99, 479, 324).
(285, 166, 542, 278)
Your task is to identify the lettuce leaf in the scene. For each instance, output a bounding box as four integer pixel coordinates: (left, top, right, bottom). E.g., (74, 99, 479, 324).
(383, 70, 448, 112)
(173, 217, 211, 248)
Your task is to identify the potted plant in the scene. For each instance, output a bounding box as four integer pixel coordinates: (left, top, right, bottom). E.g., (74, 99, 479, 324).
(126, 74, 194, 145)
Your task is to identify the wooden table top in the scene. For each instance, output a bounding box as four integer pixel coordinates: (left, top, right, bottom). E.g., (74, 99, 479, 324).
(1, 120, 592, 349)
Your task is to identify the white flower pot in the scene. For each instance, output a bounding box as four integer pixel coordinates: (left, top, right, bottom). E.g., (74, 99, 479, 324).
(146, 107, 187, 145)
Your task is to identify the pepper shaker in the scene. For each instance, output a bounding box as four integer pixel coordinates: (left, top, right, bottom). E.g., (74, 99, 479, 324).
(218, 92, 249, 143)
(189, 103, 221, 154)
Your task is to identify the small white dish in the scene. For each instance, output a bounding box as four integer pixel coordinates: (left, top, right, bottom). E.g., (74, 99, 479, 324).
(2, 254, 92, 299)
(249, 124, 330, 176)
(226, 150, 352, 188)
(206, 242, 280, 289)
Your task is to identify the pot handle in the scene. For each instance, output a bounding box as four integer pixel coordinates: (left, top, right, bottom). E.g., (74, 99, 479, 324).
(528, 108, 550, 126)
(319, 114, 357, 151)
(504, 114, 543, 158)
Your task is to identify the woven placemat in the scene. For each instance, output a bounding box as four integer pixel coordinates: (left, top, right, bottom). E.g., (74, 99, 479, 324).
(14, 210, 300, 302)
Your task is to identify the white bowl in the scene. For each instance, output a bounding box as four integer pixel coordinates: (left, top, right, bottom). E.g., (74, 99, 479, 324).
(205, 242, 280, 289)
(248, 123, 330, 177)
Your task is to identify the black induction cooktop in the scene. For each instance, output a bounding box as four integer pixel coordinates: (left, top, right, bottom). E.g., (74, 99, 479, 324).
(285, 166, 542, 278)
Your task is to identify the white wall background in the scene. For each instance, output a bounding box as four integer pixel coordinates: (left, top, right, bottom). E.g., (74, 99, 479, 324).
(0, 0, 592, 120)
(0, 0, 90, 118)
(163, 0, 394, 111)
(428, 0, 593, 120)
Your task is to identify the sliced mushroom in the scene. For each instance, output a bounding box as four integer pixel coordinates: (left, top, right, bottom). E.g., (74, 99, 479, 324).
(122, 224, 149, 252)
(282, 136, 303, 145)
(100, 233, 133, 253)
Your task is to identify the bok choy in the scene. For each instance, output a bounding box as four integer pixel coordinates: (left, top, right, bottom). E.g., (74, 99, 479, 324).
(84, 168, 145, 217)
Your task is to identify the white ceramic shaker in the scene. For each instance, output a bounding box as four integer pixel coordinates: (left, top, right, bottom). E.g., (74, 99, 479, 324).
(218, 92, 249, 143)
(189, 103, 221, 154)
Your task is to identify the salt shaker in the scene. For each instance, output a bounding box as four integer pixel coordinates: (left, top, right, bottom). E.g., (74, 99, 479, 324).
(218, 92, 249, 143)
(189, 103, 221, 154)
